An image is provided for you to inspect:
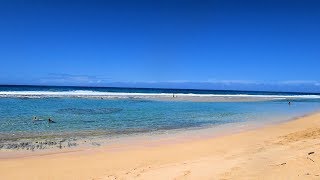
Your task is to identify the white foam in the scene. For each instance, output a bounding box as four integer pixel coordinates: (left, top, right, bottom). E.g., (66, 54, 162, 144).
(0, 90, 319, 99)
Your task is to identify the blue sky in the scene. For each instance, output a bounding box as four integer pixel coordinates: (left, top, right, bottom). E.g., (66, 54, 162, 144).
(0, 0, 319, 92)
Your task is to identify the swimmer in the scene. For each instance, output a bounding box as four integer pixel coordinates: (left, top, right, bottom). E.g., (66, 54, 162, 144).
(48, 118, 56, 123)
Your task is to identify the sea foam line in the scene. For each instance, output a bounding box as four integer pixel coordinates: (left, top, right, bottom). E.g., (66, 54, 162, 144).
(0, 90, 319, 99)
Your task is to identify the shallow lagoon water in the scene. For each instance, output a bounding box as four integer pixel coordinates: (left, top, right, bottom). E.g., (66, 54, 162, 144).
(0, 97, 320, 141)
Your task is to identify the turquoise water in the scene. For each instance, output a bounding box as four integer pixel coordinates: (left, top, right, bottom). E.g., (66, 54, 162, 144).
(0, 97, 320, 139)
(0, 85, 320, 141)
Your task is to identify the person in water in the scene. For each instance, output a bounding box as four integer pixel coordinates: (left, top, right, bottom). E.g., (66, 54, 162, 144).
(48, 118, 56, 123)
(288, 101, 291, 106)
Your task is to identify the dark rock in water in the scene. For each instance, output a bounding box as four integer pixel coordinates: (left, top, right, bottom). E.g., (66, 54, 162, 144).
(7, 144, 18, 149)
(19, 142, 30, 149)
(0, 136, 86, 151)
(67, 142, 77, 147)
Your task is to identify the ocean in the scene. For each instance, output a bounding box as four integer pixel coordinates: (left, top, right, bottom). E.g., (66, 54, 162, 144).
(0, 85, 319, 150)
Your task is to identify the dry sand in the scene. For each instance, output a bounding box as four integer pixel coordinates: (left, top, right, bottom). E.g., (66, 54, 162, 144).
(1, 113, 320, 179)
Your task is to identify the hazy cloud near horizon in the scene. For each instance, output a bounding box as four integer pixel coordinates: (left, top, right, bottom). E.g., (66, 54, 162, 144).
(21, 73, 318, 93)
(39, 73, 109, 85)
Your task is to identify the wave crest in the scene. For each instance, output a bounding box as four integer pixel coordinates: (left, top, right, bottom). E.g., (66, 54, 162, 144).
(0, 90, 319, 99)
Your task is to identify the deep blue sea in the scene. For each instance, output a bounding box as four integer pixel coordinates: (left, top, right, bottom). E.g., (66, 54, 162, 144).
(0, 85, 319, 140)
(1, 85, 319, 95)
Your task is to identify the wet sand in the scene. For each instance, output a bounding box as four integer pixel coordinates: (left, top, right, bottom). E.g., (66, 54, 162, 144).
(0, 112, 320, 179)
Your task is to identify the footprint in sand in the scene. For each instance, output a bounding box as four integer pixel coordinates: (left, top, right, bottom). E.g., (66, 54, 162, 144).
(174, 170, 191, 180)
(183, 170, 191, 176)
(105, 175, 118, 180)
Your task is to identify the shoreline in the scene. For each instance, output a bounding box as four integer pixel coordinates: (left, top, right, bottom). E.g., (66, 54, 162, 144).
(1, 112, 320, 179)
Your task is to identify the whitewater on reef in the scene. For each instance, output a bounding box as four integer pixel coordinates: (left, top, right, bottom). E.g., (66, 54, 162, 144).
(0, 90, 319, 100)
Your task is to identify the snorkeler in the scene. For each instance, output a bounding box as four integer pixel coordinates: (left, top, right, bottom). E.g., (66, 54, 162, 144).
(48, 118, 56, 123)
(32, 116, 45, 121)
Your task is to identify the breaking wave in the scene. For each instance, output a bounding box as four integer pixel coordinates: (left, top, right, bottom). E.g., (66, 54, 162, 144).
(0, 90, 319, 99)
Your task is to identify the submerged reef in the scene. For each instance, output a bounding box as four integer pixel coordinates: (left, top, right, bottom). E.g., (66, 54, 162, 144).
(56, 108, 123, 115)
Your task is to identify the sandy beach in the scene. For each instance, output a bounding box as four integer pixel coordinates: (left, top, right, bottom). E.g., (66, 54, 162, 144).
(0, 112, 320, 179)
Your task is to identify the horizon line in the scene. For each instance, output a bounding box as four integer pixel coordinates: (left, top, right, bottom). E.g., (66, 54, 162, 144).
(0, 83, 319, 95)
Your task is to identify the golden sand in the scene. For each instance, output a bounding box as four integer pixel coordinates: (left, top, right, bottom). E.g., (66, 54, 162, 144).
(1, 113, 320, 179)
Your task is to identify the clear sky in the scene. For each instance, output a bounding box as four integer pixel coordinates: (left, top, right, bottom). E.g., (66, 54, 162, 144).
(0, 0, 319, 92)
